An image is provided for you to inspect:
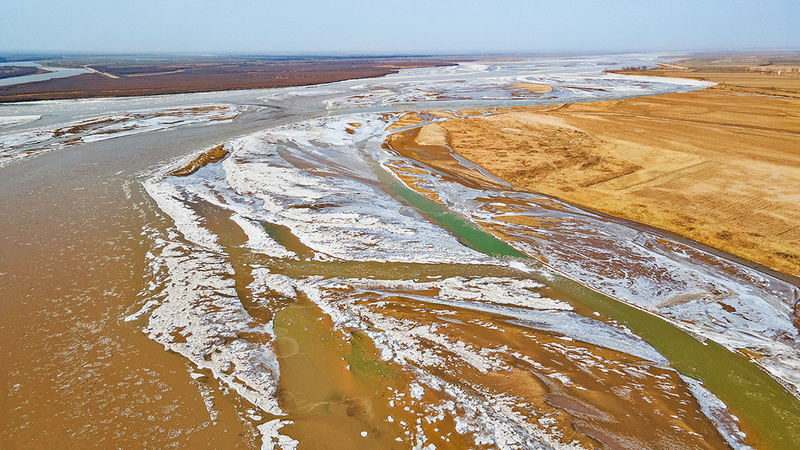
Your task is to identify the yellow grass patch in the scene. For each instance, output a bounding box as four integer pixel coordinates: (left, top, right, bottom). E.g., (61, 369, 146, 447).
(414, 122, 447, 146)
(438, 89, 800, 276)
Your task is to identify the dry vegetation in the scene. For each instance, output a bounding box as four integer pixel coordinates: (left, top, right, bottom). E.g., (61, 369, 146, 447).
(169, 145, 229, 177)
(406, 59, 800, 276)
(52, 118, 118, 137)
(0, 65, 50, 79)
(440, 113, 642, 190)
(612, 53, 800, 98)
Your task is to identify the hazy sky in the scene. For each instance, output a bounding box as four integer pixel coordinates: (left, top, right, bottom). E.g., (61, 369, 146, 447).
(2, 0, 798, 55)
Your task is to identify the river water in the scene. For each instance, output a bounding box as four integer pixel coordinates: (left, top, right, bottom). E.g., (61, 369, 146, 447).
(0, 61, 91, 87)
(1, 54, 799, 449)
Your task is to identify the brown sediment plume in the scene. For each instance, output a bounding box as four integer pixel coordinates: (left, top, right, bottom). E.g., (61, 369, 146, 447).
(400, 86, 800, 276)
(0, 142, 265, 447)
(170, 145, 229, 177)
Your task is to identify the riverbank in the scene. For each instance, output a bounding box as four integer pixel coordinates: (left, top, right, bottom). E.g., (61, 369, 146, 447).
(406, 84, 800, 278)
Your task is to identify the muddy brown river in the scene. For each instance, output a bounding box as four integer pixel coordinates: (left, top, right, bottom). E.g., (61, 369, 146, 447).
(2, 55, 799, 449)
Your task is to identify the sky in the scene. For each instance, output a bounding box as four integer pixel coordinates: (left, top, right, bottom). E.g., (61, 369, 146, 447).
(2, 0, 799, 55)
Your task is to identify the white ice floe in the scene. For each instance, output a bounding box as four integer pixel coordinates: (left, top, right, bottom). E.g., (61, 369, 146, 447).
(323, 58, 712, 111)
(303, 275, 665, 363)
(436, 277, 571, 311)
(230, 213, 296, 258)
(250, 268, 298, 300)
(204, 115, 497, 264)
(681, 376, 756, 450)
(258, 420, 299, 450)
(0, 115, 41, 128)
(0, 105, 246, 168)
(141, 242, 283, 416)
(143, 178, 223, 251)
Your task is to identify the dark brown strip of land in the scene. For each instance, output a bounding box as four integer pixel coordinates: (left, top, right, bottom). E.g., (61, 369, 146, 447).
(0, 65, 51, 80)
(0, 58, 460, 103)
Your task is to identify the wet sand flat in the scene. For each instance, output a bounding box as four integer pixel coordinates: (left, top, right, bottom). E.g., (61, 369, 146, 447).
(430, 88, 800, 277)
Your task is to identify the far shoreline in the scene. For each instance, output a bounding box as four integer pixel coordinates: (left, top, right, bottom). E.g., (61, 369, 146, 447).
(0, 56, 464, 103)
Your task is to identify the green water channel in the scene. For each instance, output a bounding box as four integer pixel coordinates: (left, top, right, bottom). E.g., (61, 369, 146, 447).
(373, 163, 527, 259)
(374, 163, 800, 450)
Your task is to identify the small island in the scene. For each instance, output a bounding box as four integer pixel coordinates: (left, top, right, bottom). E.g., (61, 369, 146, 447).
(0, 65, 51, 79)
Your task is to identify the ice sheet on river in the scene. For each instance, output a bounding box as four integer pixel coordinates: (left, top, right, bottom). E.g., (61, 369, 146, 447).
(147, 114, 495, 264)
(0, 104, 250, 167)
(256, 56, 713, 112)
(137, 109, 754, 449)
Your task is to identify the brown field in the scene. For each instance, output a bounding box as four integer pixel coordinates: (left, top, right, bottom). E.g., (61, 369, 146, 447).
(400, 67, 800, 276)
(0, 58, 461, 103)
(614, 52, 800, 98)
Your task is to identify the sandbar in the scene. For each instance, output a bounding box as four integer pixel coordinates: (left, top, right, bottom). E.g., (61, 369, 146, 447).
(511, 82, 553, 94)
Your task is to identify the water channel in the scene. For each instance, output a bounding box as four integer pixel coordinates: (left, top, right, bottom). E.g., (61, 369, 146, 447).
(0, 61, 91, 87)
